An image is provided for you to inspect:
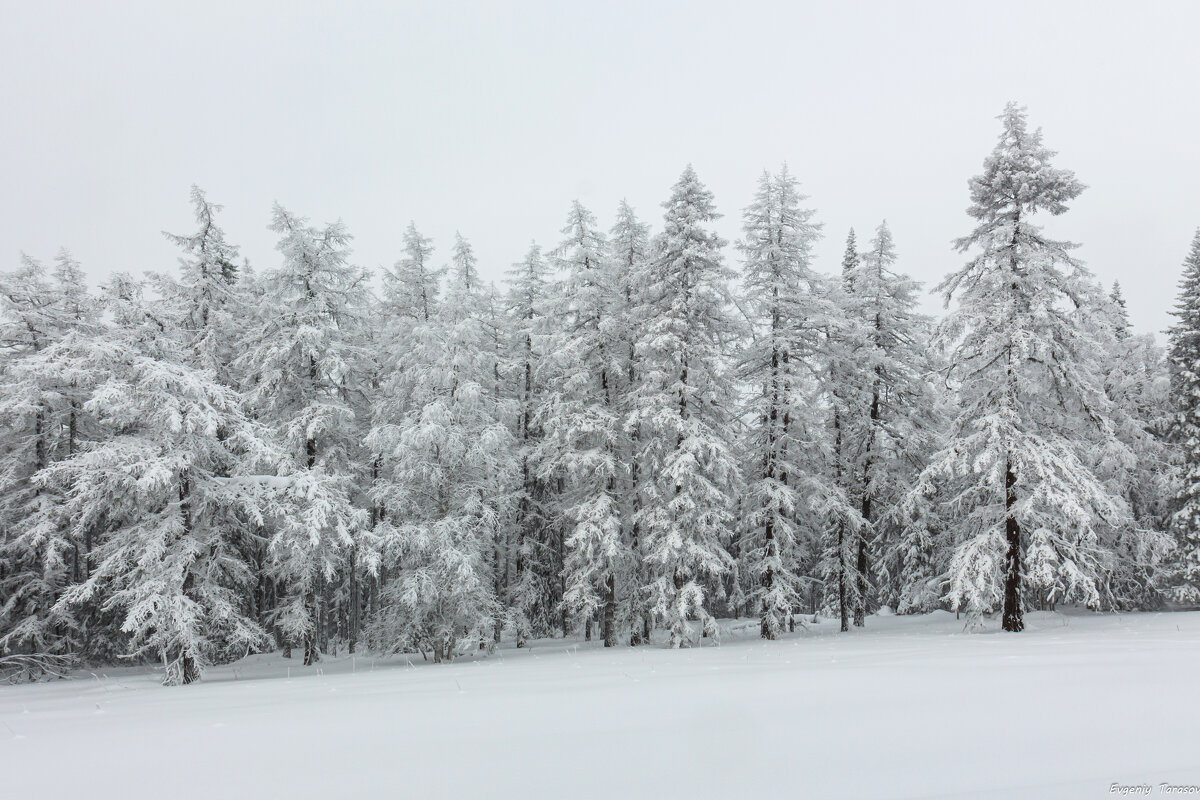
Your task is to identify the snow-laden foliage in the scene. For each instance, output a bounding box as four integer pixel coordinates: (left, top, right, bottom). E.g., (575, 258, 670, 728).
(0, 252, 103, 658)
(0, 107, 1188, 681)
(906, 104, 1135, 630)
(1168, 230, 1200, 606)
(734, 167, 846, 638)
(629, 167, 738, 647)
(366, 235, 517, 662)
(540, 201, 633, 647)
(238, 205, 369, 664)
(43, 285, 276, 684)
(837, 222, 941, 622)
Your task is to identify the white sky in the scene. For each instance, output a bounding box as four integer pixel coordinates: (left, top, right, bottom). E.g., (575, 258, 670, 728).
(3, 0, 1197, 336)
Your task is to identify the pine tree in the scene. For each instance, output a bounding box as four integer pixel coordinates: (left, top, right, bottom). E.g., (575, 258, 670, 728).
(367, 234, 516, 661)
(504, 241, 556, 645)
(735, 168, 829, 638)
(841, 221, 937, 626)
(45, 277, 274, 684)
(914, 104, 1129, 631)
(1167, 229, 1200, 605)
(238, 205, 369, 664)
(608, 200, 654, 645)
(630, 166, 737, 647)
(543, 201, 629, 647)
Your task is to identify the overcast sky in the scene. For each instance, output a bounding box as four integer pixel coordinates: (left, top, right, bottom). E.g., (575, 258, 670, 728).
(3, 0, 1197, 336)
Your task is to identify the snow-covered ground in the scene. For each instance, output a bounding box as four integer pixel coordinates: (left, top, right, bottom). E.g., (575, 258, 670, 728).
(3, 611, 1198, 799)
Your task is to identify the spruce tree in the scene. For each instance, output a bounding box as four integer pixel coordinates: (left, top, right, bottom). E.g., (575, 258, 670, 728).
(238, 205, 369, 664)
(543, 201, 629, 646)
(608, 200, 654, 645)
(1167, 229, 1200, 605)
(736, 168, 829, 638)
(630, 166, 737, 647)
(915, 104, 1128, 631)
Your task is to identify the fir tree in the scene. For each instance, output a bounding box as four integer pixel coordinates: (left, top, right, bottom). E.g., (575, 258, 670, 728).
(912, 104, 1128, 631)
(630, 166, 737, 647)
(608, 200, 654, 645)
(735, 168, 829, 638)
(238, 205, 369, 664)
(543, 201, 629, 646)
(1167, 229, 1200, 605)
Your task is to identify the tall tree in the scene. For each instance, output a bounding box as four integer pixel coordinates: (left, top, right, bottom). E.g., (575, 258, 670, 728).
(46, 278, 275, 684)
(608, 200, 654, 645)
(160, 186, 243, 379)
(504, 242, 557, 645)
(736, 168, 830, 638)
(841, 221, 936, 626)
(630, 166, 737, 647)
(238, 205, 368, 664)
(1167, 229, 1200, 606)
(0, 253, 102, 659)
(367, 234, 516, 662)
(912, 104, 1129, 631)
(543, 201, 629, 646)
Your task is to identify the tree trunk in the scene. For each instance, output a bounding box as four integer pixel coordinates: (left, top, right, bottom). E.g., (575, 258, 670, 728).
(303, 590, 320, 665)
(602, 572, 616, 647)
(1002, 457, 1024, 632)
(348, 547, 360, 654)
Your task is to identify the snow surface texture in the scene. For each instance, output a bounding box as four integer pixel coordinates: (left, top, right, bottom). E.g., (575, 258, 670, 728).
(3, 611, 1198, 799)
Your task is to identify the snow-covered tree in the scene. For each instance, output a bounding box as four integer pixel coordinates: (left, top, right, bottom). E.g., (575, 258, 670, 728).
(238, 205, 369, 664)
(503, 241, 558, 645)
(367, 234, 516, 661)
(608, 200, 654, 644)
(0, 252, 103, 660)
(1167, 229, 1200, 605)
(159, 186, 244, 379)
(630, 166, 738, 646)
(911, 104, 1130, 631)
(44, 278, 275, 684)
(541, 201, 631, 646)
(839, 221, 938, 626)
(735, 168, 835, 638)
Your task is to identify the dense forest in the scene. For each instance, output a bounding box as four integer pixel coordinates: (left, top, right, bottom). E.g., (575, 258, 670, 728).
(2, 103, 1197, 685)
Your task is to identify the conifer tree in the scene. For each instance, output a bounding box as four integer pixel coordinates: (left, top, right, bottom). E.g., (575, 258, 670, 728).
(841, 221, 937, 626)
(1167, 229, 1200, 605)
(160, 186, 243, 379)
(0, 252, 104, 660)
(238, 205, 368, 664)
(736, 168, 830, 638)
(630, 166, 737, 646)
(504, 242, 557, 645)
(912, 104, 1129, 631)
(543, 201, 629, 646)
(608, 200, 654, 645)
(46, 278, 275, 684)
(367, 234, 516, 661)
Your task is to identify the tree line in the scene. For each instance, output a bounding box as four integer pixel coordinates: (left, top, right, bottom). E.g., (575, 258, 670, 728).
(1, 103, 1197, 684)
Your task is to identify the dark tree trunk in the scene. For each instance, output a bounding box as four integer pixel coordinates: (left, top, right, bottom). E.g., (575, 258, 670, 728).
(833, 405, 849, 633)
(602, 572, 616, 647)
(303, 589, 320, 665)
(1002, 457, 1024, 632)
(838, 523, 849, 633)
(348, 547, 360, 654)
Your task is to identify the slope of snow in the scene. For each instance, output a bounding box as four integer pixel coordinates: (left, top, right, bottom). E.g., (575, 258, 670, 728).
(3, 611, 1198, 799)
